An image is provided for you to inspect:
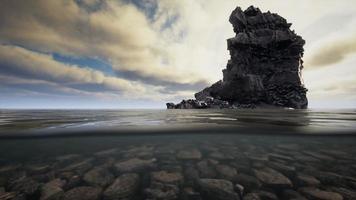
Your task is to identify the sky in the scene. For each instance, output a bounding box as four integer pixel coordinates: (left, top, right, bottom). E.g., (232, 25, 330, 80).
(0, 0, 355, 109)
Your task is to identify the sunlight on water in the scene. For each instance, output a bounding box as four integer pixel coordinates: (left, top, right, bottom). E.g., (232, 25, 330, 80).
(208, 117, 237, 121)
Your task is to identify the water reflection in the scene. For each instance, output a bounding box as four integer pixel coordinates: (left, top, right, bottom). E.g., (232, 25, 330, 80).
(0, 109, 356, 135)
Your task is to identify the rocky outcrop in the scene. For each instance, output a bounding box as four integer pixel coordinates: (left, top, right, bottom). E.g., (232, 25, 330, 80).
(167, 6, 308, 109)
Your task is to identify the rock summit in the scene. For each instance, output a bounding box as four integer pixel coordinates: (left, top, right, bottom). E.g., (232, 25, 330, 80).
(167, 6, 308, 109)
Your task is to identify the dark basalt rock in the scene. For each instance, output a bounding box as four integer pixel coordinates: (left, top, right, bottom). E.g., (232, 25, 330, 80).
(166, 6, 308, 109)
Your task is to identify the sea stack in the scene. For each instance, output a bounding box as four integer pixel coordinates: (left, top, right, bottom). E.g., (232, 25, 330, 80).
(167, 6, 308, 109)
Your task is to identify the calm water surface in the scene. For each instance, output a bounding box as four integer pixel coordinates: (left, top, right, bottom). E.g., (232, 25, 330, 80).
(0, 109, 356, 135)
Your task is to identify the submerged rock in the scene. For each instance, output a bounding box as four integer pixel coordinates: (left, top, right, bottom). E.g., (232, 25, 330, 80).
(215, 164, 238, 181)
(8, 177, 40, 196)
(268, 161, 296, 178)
(253, 167, 293, 189)
(145, 182, 180, 200)
(328, 187, 356, 200)
(60, 158, 93, 175)
(114, 158, 156, 173)
(83, 167, 114, 187)
(166, 6, 307, 109)
(182, 187, 202, 200)
(197, 160, 217, 178)
(198, 179, 240, 200)
(256, 191, 278, 200)
(177, 149, 202, 160)
(103, 173, 140, 200)
(294, 174, 320, 187)
(0, 164, 21, 176)
(151, 171, 184, 185)
(299, 187, 343, 200)
(63, 186, 102, 200)
(55, 154, 82, 167)
(40, 179, 66, 200)
(26, 163, 51, 175)
(60, 173, 81, 190)
(93, 148, 119, 158)
(235, 174, 262, 192)
(282, 189, 307, 200)
(0, 191, 18, 200)
(184, 166, 200, 186)
(243, 193, 261, 200)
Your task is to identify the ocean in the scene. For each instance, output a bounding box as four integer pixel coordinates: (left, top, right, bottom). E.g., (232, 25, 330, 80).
(0, 109, 356, 200)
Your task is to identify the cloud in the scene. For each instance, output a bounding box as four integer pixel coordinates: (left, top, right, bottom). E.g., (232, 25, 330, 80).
(0, 75, 95, 97)
(304, 34, 356, 68)
(303, 55, 356, 108)
(1, 0, 356, 108)
(0, 44, 148, 95)
(0, 0, 208, 87)
(0, 44, 197, 102)
(114, 70, 209, 92)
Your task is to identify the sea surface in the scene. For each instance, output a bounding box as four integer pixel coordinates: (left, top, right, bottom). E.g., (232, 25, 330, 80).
(1, 109, 356, 135)
(0, 109, 356, 200)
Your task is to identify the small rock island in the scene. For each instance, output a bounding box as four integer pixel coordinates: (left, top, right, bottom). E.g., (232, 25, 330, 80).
(167, 6, 308, 109)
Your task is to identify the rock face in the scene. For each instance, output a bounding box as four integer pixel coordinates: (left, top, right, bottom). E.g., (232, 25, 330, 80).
(166, 6, 308, 109)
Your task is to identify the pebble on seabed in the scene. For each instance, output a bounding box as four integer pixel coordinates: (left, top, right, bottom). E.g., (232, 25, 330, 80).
(1, 132, 356, 200)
